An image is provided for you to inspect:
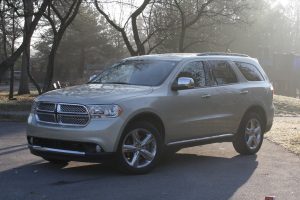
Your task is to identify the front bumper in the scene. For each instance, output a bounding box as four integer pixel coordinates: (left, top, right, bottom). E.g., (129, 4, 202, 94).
(27, 113, 125, 153)
(28, 144, 115, 162)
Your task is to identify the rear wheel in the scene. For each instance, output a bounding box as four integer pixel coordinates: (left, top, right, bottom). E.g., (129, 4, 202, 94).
(116, 121, 162, 174)
(233, 112, 264, 155)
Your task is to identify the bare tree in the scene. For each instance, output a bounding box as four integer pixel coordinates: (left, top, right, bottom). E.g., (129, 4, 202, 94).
(94, 0, 170, 56)
(152, 0, 251, 53)
(173, 0, 213, 52)
(172, 0, 251, 52)
(0, 0, 50, 82)
(0, 0, 25, 99)
(42, 0, 82, 92)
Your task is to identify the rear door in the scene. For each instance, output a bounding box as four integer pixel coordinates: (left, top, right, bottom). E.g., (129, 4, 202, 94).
(205, 60, 243, 134)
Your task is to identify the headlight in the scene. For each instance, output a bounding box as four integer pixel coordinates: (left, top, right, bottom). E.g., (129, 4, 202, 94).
(30, 101, 38, 114)
(87, 105, 122, 118)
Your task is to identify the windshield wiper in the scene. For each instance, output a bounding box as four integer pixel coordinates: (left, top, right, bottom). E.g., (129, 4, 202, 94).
(103, 82, 129, 85)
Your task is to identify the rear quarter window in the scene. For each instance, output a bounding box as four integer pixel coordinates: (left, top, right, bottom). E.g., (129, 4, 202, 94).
(235, 62, 264, 81)
(208, 61, 238, 85)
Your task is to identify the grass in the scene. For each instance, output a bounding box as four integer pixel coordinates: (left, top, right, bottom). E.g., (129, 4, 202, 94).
(266, 95, 300, 155)
(265, 117, 300, 156)
(273, 95, 300, 116)
(0, 91, 37, 112)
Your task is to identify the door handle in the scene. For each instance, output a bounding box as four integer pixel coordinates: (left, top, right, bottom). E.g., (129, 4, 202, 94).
(240, 90, 249, 95)
(201, 94, 211, 99)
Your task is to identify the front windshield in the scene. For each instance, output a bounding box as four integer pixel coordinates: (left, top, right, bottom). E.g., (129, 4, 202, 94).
(90, 60, 178, 86)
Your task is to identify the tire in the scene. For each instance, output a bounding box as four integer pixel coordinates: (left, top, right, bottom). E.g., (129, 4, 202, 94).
(43, 157, 69, 165)
(233, 112, 265, 155)
(116, 121, 163, 174)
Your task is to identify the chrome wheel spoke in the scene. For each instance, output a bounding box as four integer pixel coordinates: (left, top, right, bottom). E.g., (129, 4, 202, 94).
(250, 120, 255, 129)
(132, 130, 141, 145)
(253, 136, 259, 146)
(245, 128, 252, 135)
(140, 149, 155, 161)
(131, 151, 141, 167)
(141, 134, 154, 146)
(254, 127, 261, 134)
(123, 145, 136, 153)
(245, 118, 262, 150)
(247, 135, 255, 147)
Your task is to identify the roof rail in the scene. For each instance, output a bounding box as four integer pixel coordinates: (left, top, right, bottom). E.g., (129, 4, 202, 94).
(197, 52, 249, 57)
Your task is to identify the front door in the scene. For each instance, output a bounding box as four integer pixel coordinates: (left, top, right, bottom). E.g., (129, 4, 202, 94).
(164, 61, 218, 142)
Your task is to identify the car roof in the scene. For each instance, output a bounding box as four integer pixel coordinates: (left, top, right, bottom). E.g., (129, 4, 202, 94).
(124, 53, 259, 65)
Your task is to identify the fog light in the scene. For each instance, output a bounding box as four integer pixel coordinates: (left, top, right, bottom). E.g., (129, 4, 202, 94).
(96, 145, 102, 153)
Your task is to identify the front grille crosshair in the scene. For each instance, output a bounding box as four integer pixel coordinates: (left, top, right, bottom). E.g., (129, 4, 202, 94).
(36, 102, 90, 126)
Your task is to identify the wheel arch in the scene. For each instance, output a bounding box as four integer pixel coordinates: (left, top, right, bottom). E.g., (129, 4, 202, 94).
(121, 111, 166, 143)
(240, 105, 267, 131)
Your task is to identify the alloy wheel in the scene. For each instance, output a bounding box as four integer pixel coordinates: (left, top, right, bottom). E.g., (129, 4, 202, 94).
(244, 118, 262, 150)
(122, 128, 157, 169)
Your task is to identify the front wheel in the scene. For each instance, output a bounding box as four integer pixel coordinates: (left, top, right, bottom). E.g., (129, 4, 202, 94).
(116, 121, 162, 174)
(233, 112, 264, 155)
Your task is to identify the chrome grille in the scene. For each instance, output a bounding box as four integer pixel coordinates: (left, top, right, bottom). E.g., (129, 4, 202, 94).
(37, 102, 55, 112)
(37, 113, 56, 123)
(59, 104, 87, 113)
(35, 102, 89, 126)
(58, 114, 89, 125)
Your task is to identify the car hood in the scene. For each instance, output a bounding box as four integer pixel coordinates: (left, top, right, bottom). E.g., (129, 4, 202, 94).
(36, 84, 153, 104)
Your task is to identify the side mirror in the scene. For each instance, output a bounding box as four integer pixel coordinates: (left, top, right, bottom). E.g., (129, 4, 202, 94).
(89, 74, 97, 82)
(172, 77, 195, 91)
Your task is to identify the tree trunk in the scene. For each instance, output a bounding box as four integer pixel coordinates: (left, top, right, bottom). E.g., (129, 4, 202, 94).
(42, 44, 57, 92)
(178, 27, 186, 53)
(131, 16, 145, 55)
(78, 47, 85, 79)
(25, 44, 42, 94)
(9, 8, 16, 100)
(0, 1, 8, 85)
(18, 51, 30, 94)
(174, 0, 186, 53)
(42, 35, 62, 92)
(18, 0, 34, 95)
(8, 65, 14, 99)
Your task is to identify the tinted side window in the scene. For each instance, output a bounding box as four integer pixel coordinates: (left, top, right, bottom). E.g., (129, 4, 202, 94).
(209, 61, 238, 85)
(235, 62, 264, 81)
(178, 61, 206, 87)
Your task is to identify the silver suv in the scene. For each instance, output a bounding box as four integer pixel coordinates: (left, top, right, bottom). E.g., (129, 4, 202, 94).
(27, 53, 274, 174)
